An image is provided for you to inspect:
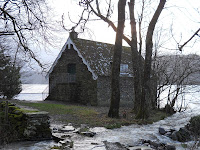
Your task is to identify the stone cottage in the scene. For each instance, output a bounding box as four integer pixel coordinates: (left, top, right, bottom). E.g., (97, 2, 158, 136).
(46, 31, 134, 106)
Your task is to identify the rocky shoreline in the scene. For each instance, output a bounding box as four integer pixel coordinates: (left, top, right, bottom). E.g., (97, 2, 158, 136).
(50, 115, 200, 150)
(49, 123, 177, 150)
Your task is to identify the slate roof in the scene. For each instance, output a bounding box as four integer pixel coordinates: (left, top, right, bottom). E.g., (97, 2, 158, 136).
(47, 36, 133, 80)
(72, 38, 133, 77)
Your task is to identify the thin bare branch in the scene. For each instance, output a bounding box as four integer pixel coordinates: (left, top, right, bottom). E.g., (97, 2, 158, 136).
(179, 28, 200, 51)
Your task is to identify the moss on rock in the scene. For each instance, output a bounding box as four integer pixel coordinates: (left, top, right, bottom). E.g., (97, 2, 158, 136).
(0, 101, 52, 145)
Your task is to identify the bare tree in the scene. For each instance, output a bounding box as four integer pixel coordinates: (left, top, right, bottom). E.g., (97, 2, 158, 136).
(179, 28, 200, 51)
(108, 0, 126, 118)
(136, 0, 166, 119)
(70, 0, 167, 118)
(154, 54, 200, 113)
(0, 0, 51, 68)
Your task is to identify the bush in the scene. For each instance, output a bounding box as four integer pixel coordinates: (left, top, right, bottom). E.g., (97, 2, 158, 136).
(188, 115, 200, 136)
(0, 101, 26, 144)
(0, 49, 22, 99)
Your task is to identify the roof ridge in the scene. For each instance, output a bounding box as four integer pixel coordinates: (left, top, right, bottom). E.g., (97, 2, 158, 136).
(74, 38, 131, 49)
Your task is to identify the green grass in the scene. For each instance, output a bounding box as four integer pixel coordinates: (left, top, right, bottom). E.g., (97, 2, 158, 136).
(14, 101, 169, 128)
(15, 102, 98, 116)
(18, 108, 39, 113)
(14, 101, 134, 127)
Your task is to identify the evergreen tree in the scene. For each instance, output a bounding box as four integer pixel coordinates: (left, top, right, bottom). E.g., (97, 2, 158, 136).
(0, 49, 22, 99)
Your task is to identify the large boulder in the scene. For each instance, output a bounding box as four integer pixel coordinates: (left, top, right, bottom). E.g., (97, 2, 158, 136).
(171, 128, 191, 142)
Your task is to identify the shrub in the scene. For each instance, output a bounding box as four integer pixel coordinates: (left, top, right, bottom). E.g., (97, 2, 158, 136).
(0, 101, 26, 144)
(188, 115, 200, 136)
(0, 49, 22, 99)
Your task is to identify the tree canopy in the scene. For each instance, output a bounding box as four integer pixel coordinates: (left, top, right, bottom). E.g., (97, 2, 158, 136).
(0, 0, 52, 68)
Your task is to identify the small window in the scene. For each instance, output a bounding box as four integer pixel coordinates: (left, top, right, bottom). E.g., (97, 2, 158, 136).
(70, 44, 74, 49)
(67, 64, 76, 74)
(66, 44, 74, 50)
(120, 64, 128, 73)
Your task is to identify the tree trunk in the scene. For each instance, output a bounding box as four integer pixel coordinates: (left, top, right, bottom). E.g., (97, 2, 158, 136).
(108, 0, 126, 118)
(128, 0, 143, 113)
(136, 0, 166, 119)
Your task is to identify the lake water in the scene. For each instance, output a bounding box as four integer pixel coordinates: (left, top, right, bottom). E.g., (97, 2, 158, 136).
(15, 84, 49, 101)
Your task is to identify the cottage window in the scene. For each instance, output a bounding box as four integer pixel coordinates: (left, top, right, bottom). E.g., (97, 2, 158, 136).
(120, 64, 128, 73)
(70, 44, 74, 49)
(67, 64, 76, 74)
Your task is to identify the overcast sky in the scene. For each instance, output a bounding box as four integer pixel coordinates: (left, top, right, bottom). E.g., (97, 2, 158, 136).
(41, 0, 200, 70)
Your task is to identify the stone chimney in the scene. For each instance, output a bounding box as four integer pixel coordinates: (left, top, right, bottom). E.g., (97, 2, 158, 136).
(70, 30, 78, 40)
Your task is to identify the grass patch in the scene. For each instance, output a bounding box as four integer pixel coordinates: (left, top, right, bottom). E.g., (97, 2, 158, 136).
(15, 102, 97, 116)
(14, 101, 169, 128)
(18, 108, 39, 113)
(181, 144, 188, 148)
(50, 146, 60, 149)
(105, 123, 122, 129)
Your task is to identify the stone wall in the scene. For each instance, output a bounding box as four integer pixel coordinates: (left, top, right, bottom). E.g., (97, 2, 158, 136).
(97, 76, 134, 106)
(24, 112, 52, 141)
(0, 101, 51, 145)
(48, 47, 97, 105)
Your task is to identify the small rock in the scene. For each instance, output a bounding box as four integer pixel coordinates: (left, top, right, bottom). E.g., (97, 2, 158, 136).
(52, 135, 63, 143)
(149, 141, 159, 148)
(61, 134, 72, 138)
(169, 128, 176, 133)
(128, 146, 153, 150)
(61, 126, 75, 132)
(165, 132, 172, 138)
(81, 131, 96, 137)
(91, 142, 99, 145)
(59, 140, 67, 145)
(52, 127, 58, 133)
(171, 131, 178, 141)
(67, 123, 73, 126)
(59, 139, 73, 148)
(159, 127, 167, 135)
(104, 141, 127, 150)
